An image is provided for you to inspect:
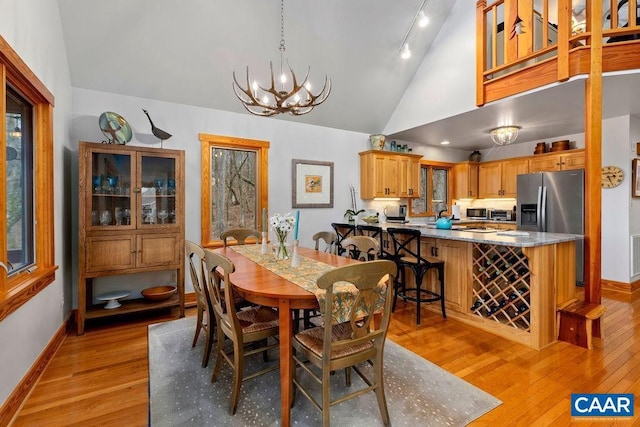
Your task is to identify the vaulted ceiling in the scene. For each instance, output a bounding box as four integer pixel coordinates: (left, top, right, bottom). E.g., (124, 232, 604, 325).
(57, 0, 640, 151)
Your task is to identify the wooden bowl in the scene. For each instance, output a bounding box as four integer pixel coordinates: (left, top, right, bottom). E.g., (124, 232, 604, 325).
(141, 285, 176, 301)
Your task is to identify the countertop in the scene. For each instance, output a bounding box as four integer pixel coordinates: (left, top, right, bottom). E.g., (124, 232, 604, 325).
(356, 221, 580, 247)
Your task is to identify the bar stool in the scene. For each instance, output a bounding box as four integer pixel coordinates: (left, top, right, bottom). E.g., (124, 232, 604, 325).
(331, 222, 356, 256)
(357, 224, 395, 261)
(387, 227, 446, 325)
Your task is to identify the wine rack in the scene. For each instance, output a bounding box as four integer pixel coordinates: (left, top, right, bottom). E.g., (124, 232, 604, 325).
(470, 243, 531, 331)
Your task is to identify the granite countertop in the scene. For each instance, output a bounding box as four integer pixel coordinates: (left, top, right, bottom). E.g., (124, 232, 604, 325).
(359, 221, 580, 247)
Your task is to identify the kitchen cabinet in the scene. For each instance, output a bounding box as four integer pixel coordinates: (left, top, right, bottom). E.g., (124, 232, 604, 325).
(359, 150, 422, 199)
(77, 142, 185, 334)
(478, 159, 529, 198)
(452, 161, 479, 199)
(418, 238, 468, 312)
(528, 149, 585, 172)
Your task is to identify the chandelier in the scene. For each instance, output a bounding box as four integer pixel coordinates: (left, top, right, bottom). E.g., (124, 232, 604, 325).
(490, 125, 521, 145)
(232, 0, 331, 117)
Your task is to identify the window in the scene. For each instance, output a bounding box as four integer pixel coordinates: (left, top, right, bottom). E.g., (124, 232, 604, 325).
(0, 34, 57, 322)
(200, 134, 269, 248)
(409, 161, 452, 217)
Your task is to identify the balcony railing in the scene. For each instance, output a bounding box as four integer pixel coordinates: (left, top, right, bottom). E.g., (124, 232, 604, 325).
(477, 0, 640, 105)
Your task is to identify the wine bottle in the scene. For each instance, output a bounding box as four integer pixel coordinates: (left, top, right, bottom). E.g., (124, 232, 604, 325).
(470, 298, 485, 311)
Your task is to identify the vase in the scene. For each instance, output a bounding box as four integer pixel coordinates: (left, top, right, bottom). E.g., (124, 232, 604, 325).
(273, 236, 291, 260)
(369, 134, 386, 150)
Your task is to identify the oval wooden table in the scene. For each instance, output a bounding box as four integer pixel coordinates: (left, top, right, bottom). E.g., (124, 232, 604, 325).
(213, 246, 357, 427)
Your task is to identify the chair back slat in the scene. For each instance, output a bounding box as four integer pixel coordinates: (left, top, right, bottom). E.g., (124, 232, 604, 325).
(331, 222, 356, 256)
(341, 236, 379, 261)
(221, 228, 261, 247)
(204, 250, 239, 337)
(313, 231, 337, 254)
(186, 240, 207, 305)
(316, 260, 397, 355)
(387, 227, 430, 266)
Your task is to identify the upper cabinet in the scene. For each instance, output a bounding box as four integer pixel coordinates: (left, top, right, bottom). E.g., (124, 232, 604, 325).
(453, 161, 479, 199)
(359, 151, 422, 199)
(478, 158, 529, 198)
(528, 150, 585, 173)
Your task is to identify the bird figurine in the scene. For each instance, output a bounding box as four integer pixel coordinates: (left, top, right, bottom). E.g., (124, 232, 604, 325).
(142, 109, 172, 147)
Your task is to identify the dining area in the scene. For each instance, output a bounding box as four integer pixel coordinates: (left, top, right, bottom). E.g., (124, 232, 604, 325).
(182, 215, 399, 427)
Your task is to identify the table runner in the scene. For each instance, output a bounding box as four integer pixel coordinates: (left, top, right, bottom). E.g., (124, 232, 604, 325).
(230, 245, 386, 324)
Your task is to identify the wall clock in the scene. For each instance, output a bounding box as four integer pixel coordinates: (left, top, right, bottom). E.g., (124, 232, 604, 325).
(601, 165, 624, 188)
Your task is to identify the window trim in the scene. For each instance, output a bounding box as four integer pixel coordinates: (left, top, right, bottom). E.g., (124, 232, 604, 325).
(199, 133, 269, 248)
(408, 160, 454, 217)
(0, 35, 57, 322)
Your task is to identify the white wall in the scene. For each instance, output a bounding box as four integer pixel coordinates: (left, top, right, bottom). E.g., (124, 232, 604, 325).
(384, 0, 477, 135)
(0, 0, 73, 407)
(71, 88, 372, 297)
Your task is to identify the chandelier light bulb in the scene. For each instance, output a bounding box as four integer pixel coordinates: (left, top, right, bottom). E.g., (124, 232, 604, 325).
(262, 95, 269, 104)
(280, 73, 287, 84)
(304, 81, 311, 91)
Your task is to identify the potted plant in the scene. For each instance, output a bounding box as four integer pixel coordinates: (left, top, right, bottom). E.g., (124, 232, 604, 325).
(344, 185, 364, 222)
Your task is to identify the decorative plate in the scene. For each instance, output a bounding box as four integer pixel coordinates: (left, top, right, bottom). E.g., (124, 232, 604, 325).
(99, 111, 133, 144)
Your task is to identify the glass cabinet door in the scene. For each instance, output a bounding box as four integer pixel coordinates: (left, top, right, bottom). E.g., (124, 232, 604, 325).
(138, 154, 178, 227)
(90, 150, 133, 229)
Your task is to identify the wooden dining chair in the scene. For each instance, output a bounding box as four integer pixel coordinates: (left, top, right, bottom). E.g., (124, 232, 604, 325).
(341, 236, 379, 262)
(330, 222, 356, 256)
(204, 250, 280, 415)
(185, 240, 215, 368)
(220, 228, 261, 247)
(312, 231, 337, 254)
(292, 260, 397, 427)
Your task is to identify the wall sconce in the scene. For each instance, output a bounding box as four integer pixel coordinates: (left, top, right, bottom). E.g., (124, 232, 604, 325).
(490, 125, 521, 145)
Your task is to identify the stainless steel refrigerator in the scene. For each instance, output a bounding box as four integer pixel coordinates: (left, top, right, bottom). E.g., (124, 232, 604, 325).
(517, 169, 584, 285)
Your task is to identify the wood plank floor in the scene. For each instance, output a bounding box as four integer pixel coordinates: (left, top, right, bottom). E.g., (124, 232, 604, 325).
(11, 288, 640, 426)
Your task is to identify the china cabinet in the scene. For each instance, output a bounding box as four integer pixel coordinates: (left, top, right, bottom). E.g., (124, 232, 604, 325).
(359, 150, 422, 199)
(77, 142, 185, 334)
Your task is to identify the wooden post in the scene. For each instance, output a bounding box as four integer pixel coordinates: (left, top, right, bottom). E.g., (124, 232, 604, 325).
(557, 0, 570, 81)
(476, 0, 487, 106)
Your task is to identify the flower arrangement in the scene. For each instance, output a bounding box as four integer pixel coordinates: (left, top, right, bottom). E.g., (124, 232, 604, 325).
(270, 212, 296, 259)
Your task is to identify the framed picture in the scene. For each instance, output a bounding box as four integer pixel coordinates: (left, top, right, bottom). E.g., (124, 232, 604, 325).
(292, 159, 334, 208)
(633, 159, 640, 197)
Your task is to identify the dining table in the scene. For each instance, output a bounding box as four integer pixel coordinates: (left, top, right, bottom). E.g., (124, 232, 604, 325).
(212, 245, 358, 427)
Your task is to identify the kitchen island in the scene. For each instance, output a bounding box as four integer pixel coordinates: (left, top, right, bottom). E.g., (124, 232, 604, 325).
(362, 222, 579, 349)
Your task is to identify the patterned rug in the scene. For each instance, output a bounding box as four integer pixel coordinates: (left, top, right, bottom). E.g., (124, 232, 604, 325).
(148, 317, 501, 426)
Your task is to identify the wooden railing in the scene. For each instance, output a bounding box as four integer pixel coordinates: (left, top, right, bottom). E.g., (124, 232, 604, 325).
(477, 0, 640, 105)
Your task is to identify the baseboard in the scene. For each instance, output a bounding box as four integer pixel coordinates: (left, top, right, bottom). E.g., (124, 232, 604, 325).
(0, 312, 73, 426)
(185, 291, 196, 308)
(602, 278, 640, 294)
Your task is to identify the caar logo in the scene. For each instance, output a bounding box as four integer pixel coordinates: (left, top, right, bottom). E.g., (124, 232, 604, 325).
(571, 394, 634, 417)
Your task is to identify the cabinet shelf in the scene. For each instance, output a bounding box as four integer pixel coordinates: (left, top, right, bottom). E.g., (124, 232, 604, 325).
(471, 243, 531, 331)
(85, 294, 180, 319)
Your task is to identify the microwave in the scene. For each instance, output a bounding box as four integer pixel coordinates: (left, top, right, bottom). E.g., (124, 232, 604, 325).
(489, 209, 510, 221)
(466, 208, 487, 219)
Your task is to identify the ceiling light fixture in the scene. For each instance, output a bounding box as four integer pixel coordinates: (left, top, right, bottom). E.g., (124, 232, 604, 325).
(232, 0, 331, 116)
(490, 125, 521, 145)
(398, 0, 429, 60)
(8, 125, 21, 138)
(400, 43, 411, 59)
(440, 140, 450, 145)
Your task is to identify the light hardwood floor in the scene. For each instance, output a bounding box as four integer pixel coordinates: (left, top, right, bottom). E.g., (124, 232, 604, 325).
(11, 288, 640, 426)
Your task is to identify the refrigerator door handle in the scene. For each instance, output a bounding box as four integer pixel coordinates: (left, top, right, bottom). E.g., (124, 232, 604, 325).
(535, 186, 542, 231)
(540, 186, 547, 232)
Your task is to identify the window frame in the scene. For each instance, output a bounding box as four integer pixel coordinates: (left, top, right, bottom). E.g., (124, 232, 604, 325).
(0, 35, 57, 322)
(408, 160, 453, 217)
(199, 133, 269, 248)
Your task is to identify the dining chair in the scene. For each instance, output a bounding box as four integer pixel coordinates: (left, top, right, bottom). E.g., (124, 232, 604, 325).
(341, 236, 379, 261)
(185, 240, 215, 368)
(220, 227, 262, 247)
(312, 231, 337, 254)
(330, 222, 356, 256)
(357, 224, 395, 261)
(204, 250, 280, 415)
(386, 227, 446, 325)
(292, 260, 397, 427)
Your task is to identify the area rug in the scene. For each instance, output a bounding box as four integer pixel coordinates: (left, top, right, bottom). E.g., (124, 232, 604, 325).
(148, 317, 501, 426)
